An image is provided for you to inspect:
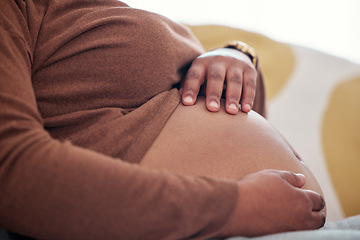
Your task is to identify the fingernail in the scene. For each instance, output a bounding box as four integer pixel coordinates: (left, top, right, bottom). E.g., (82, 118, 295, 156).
(244, 104, 251, 112)
(295, 173, 306, 183)
(183, 96, 193, 104)
(229, 103, 238, 111)
(209, 100, 219, 109)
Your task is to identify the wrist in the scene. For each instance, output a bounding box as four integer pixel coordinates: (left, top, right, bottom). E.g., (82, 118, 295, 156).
(224, 40, 258, 68)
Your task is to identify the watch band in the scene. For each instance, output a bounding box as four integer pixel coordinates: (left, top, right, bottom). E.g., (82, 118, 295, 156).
(224, 40, 258, 68)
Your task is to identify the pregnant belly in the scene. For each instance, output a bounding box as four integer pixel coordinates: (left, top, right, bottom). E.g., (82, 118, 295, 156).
(140, 97, 324, 198)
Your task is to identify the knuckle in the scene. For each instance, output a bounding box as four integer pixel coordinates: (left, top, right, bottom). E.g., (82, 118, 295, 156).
(228, 75, 243, 85)
(244, 77, 256, 88)
(208, 71, 223, 81)
(186, 69, 201, 80)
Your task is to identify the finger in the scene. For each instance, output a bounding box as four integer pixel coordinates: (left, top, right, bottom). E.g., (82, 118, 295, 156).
(277, 171, 306, 188)
(312, 211, 326, 229)
(206, 63, 226, 112)
(240, 66, 257, 113)
(305, 190, 326, 211)
(306, 211, 326, 230)
(225, 65, 243, 114)
(182, 63, 206, 106)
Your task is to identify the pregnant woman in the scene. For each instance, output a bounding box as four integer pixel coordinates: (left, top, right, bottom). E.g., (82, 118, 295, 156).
(0, 0, 325, 239)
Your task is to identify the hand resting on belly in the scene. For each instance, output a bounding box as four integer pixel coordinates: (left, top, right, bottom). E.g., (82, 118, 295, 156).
(140, 97, 326, 237)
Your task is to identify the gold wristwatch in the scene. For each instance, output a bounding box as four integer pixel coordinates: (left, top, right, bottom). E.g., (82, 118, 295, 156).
(224, 40, 258, 68)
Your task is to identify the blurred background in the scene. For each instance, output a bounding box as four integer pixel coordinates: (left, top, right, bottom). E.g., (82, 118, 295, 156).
(124, 0, 360, 64)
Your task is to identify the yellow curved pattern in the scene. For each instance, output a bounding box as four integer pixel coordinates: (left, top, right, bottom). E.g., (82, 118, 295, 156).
(322, 76, 360, 217)
(188, 25, 296, 100)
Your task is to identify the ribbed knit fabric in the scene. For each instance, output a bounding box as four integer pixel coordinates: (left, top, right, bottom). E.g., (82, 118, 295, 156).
(0, 1, 240, 239)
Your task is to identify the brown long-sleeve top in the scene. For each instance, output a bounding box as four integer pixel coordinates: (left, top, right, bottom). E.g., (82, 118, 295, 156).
(0, 0, 239, 239)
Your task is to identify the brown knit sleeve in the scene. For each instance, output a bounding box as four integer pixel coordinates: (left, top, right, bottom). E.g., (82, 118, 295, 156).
(0, 1, 238, 239)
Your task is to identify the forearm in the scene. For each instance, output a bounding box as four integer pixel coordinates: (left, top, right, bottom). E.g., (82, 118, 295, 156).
(0, 123, 238, 239)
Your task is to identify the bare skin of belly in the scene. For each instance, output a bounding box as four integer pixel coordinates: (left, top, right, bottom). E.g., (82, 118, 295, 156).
(140, 97, 324, 201)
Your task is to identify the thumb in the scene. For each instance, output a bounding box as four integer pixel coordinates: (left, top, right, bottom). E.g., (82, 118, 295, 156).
(279, 171, 306, 188)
